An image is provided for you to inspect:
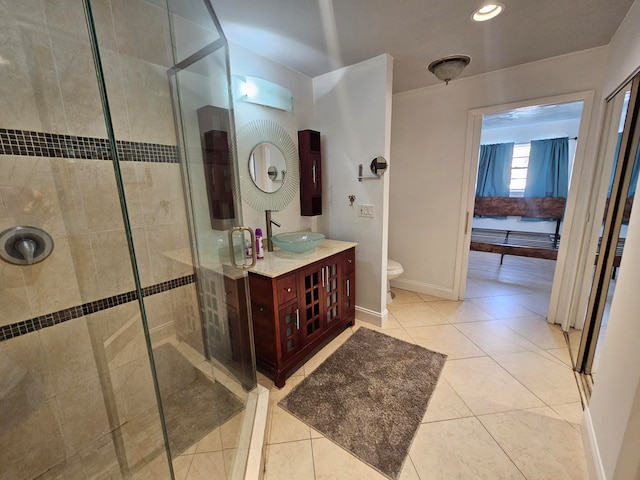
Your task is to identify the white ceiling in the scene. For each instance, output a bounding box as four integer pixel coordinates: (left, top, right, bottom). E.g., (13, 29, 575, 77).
(482, 101, 585, 130)
(212, 0, 634, 93)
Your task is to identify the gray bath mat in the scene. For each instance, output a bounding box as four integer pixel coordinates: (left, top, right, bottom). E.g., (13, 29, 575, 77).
(279, 327, 447, 479)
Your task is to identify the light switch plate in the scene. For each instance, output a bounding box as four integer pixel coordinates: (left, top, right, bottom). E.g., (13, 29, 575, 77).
(358, 204, 375, 218)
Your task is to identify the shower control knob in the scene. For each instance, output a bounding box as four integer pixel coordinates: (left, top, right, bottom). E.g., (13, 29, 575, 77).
(15, 238, 36, 265)
(0, 226, 54, 266)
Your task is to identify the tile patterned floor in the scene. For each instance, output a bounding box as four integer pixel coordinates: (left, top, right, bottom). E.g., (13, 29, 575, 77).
(258, 252, 589, 480)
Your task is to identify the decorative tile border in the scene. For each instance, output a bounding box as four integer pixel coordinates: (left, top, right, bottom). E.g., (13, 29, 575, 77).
(0, 128, 179, 163)
(0, 275, 195, 342)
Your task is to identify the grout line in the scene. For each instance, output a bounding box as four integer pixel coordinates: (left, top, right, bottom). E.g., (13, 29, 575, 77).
(475, 415, 529, 479)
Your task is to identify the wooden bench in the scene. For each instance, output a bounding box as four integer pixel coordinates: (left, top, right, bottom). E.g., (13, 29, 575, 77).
(470, 197, 566, 263)
(471, 197, 633, 272)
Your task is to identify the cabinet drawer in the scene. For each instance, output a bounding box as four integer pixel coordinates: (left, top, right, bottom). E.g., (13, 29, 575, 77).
(343, 248, 355, 274)
(276, 273, 298, 305)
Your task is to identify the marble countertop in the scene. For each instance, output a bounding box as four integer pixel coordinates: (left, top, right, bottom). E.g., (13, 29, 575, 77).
(249, 239, 357, 278)
(163, 238, 357, 280)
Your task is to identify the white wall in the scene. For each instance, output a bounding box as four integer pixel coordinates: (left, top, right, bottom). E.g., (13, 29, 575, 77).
(585, 2, 640, 479)
(228, 43, 316, 235)
(390, 48, 607, 299)
(313, 54, 393, 324)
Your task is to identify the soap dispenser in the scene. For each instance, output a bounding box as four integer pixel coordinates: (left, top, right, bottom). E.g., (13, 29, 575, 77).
(255, 228, 264, 259)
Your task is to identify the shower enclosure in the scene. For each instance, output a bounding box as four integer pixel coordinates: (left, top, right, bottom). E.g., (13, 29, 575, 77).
(0, 1, 260, 478)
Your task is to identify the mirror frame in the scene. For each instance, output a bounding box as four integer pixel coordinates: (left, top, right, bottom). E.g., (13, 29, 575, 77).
(235, 119, 299, 211)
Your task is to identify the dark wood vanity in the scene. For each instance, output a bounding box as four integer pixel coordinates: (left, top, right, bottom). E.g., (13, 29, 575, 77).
(248, 241, 356, 387)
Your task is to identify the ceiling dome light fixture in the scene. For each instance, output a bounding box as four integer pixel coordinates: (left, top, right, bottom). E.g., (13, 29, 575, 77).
(472, 3, 505, 22)
(427, 55, 471, 85)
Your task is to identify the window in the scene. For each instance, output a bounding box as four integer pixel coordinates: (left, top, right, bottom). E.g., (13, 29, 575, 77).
(509, 143, 530, 197)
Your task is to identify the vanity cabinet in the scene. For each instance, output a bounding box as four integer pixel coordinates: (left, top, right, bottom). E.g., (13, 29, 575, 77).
(298, 129, 322, 216)
(249, 247, 355, 387)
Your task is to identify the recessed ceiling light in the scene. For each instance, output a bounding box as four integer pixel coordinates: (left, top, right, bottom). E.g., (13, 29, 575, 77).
(471, 3, 505, 22)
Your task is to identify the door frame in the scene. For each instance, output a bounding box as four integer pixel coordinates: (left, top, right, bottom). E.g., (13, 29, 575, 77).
(454, 90, 596, 329)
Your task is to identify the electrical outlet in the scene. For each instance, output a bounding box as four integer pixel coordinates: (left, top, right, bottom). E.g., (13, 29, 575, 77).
(358, 204, 375, 218)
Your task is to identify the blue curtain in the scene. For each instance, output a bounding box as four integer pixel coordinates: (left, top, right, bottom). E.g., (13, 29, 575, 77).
(524, 137, 569, 198)
(476, 142, 514, 197)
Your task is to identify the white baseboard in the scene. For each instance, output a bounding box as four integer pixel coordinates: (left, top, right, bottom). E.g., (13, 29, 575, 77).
(390, 278, 454, 300)
(355, 305, 388, 327)
(583, 407, 606, 480)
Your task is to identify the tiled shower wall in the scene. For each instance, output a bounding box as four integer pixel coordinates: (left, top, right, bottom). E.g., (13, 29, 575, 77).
(0, 1, 202, 478)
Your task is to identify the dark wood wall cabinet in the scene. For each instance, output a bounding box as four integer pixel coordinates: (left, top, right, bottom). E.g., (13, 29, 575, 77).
(298, 129, 322, 216)
(249, 245, 355, 387)
(197, 105, 238, 231)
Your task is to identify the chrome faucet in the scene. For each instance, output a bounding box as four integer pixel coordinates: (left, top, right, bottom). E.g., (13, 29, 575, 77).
(265, 210, 281, 252)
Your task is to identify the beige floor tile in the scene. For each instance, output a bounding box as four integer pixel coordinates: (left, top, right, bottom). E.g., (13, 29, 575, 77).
(499, 316, 567, 350)
(219, 413, 243, 450)
(398, 457, 421, 480)
(479, 407, 589, 479)
(491, 351, 580, 406)
(405, 324, 485, 359)
(267, 374, 305, 403)
(264, 439, 314, 480)
(185, 451, 226, 479)
(355, 316, 402, 331)
(454, 320, 540, 355)
(429, 300, 495, 323)
(389, 288, 424, 304)
(422, 378, 473, 423)
(509, 293, 551, 317)
(551, 402, 584, 432)
(387, 302, 447, 327)
(268, 406, 311, 444)
(464, 279, 505, 298)
(409, 417, 525, 479)
(416, 292, 446, 302)
(469, 296, 538, 319)
(195, 428, 222, 453)
(543, 347, 575, 368)
(173, 454, 194, 480)
(311, 437, 388, 480)
(443, 356, 544, 415)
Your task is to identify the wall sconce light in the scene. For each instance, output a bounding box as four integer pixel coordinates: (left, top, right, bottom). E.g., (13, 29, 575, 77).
(427, 55, 471, 85)
(232, 75, 294, 113)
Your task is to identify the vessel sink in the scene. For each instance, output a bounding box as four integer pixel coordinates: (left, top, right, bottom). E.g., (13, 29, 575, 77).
(271, 232, 325, 253)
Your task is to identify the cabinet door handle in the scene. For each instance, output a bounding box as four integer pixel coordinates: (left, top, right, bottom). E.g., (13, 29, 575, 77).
(321, 267, 325, 287)
(312, 162, 317, 188)
(285, 287, 291, 293)
(295, 308, 300, 329)
(346, 279, 350, 297)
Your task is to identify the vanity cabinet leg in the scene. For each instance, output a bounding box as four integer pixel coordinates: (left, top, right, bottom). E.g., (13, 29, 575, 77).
(274, 373, 286, 389)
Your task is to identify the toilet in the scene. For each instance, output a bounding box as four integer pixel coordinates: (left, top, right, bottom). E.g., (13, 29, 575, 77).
(387, 259, 404, 304)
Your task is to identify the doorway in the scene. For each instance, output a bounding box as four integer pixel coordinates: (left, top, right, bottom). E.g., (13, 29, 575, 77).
(456, 92, 595, 332)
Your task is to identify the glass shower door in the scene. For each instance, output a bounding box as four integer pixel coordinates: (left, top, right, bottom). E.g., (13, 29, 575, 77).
(577, 74, 640, 377)
(0, 0, 259, 478)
